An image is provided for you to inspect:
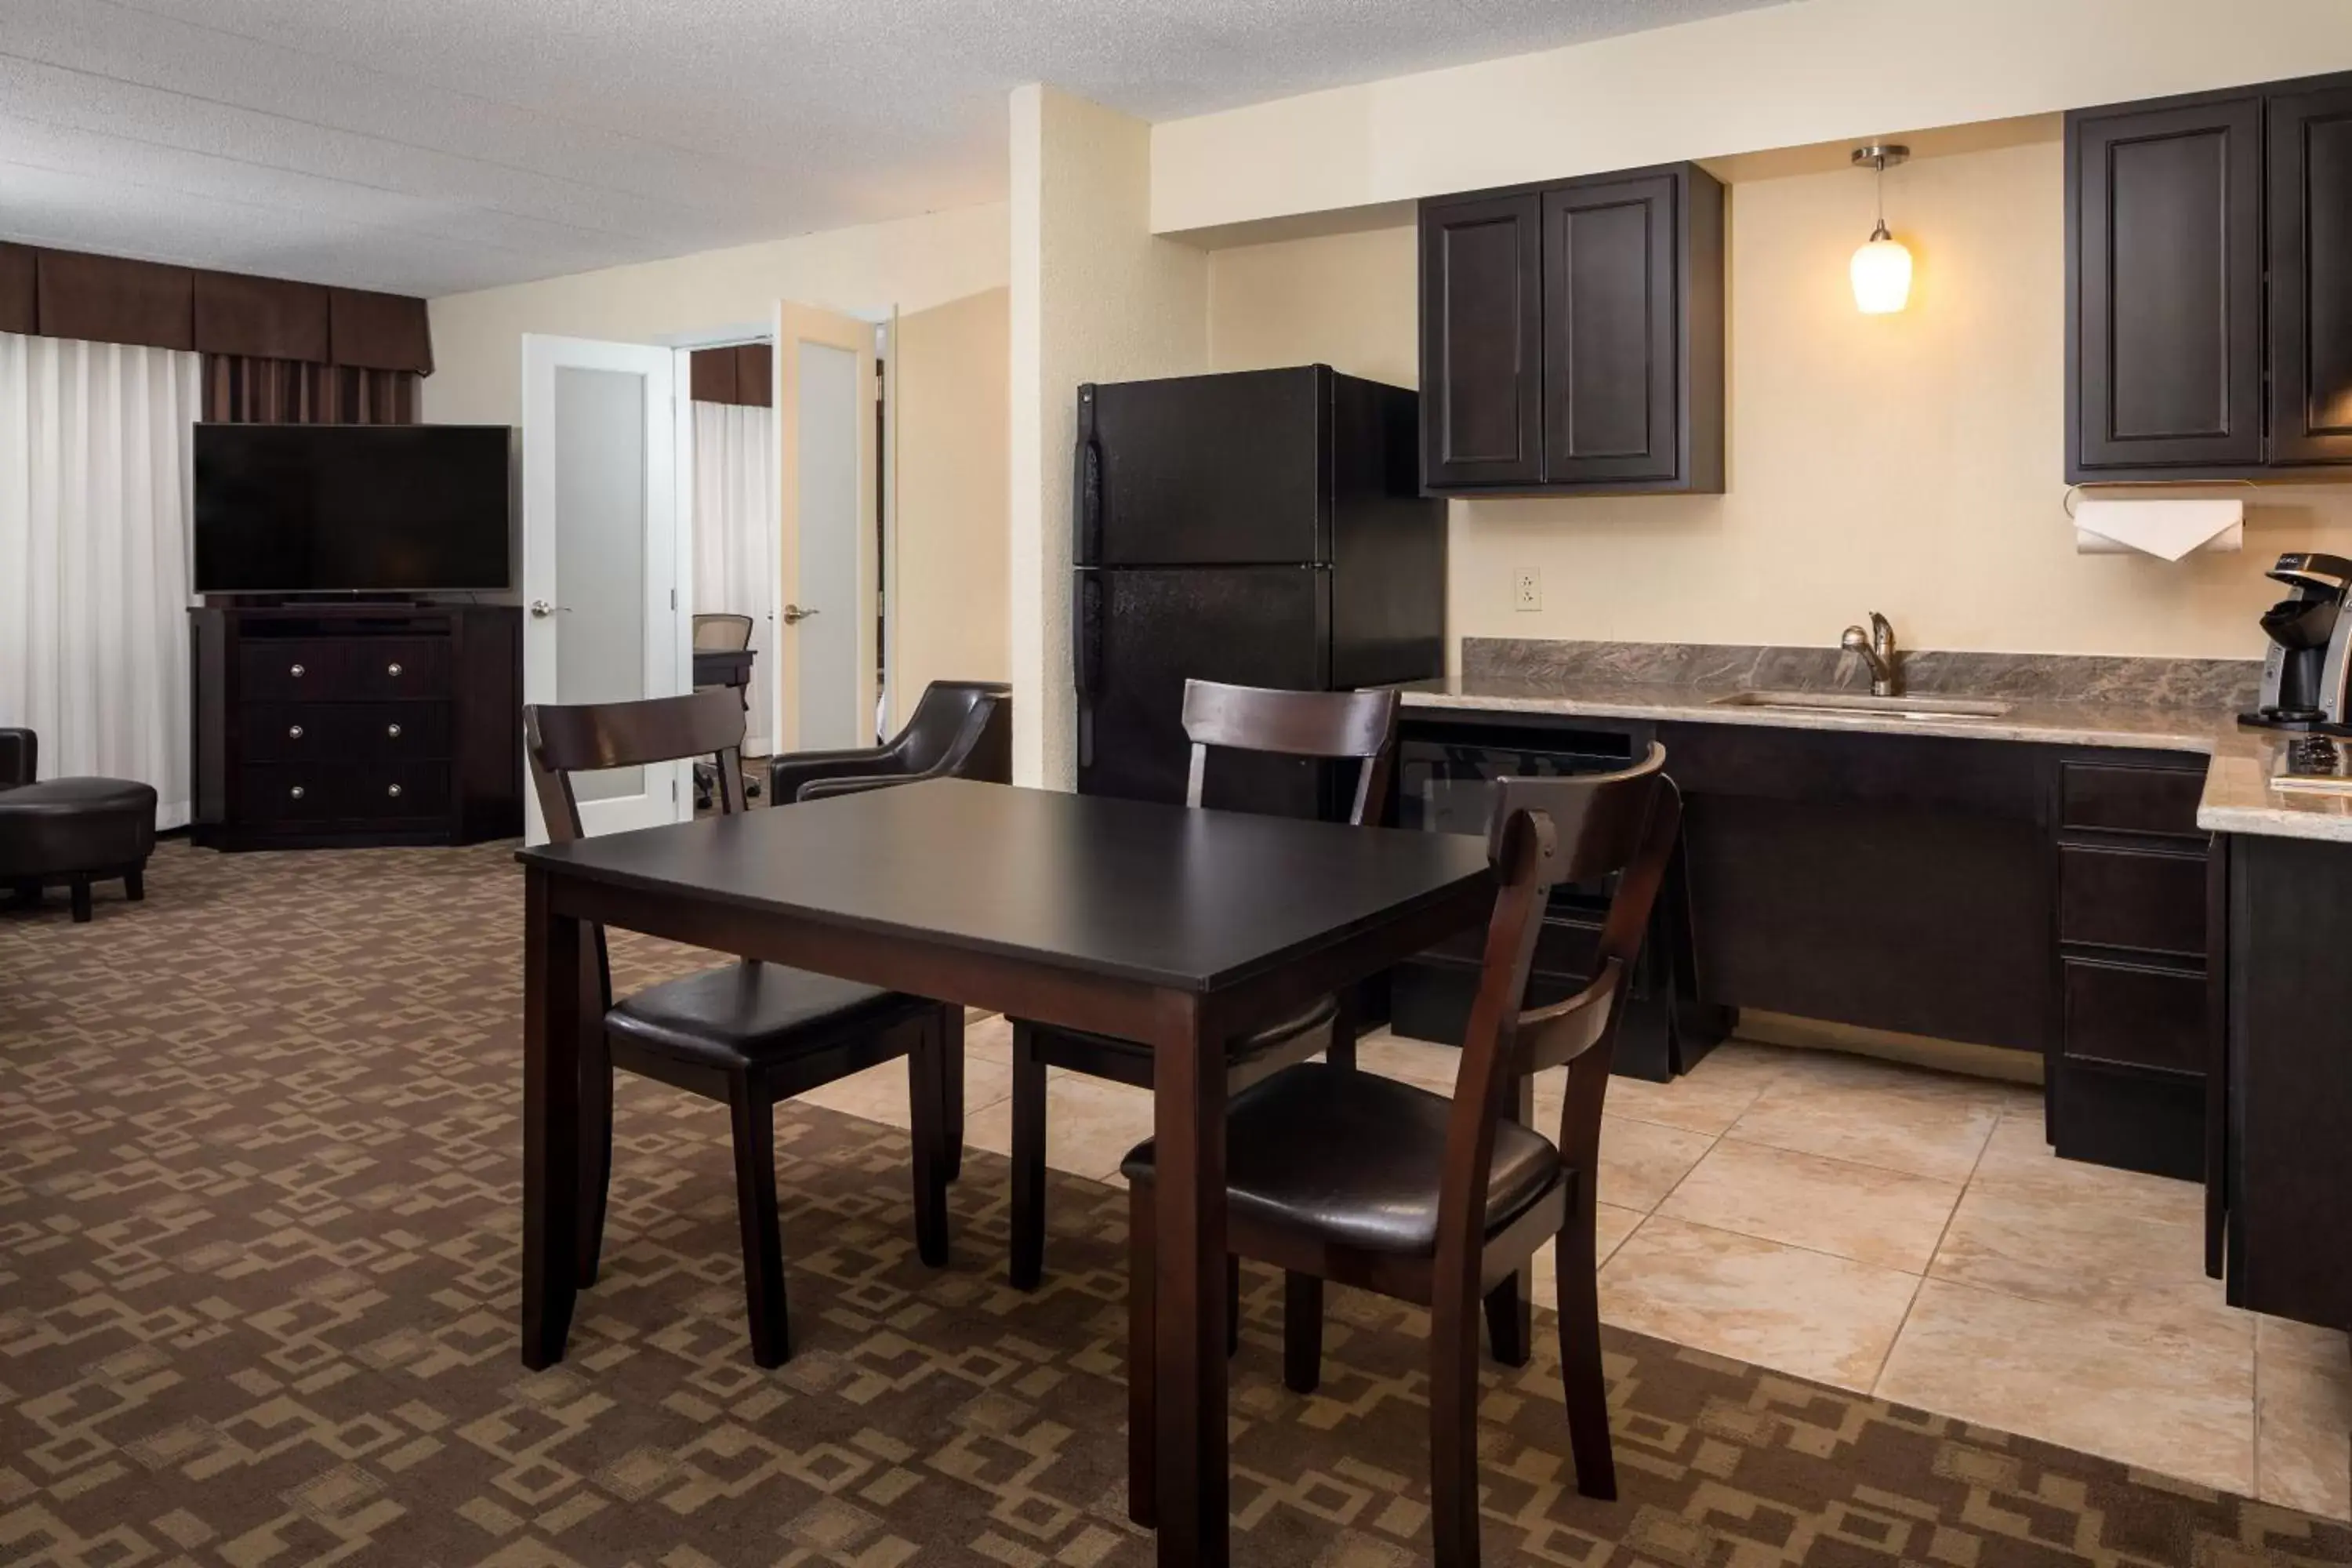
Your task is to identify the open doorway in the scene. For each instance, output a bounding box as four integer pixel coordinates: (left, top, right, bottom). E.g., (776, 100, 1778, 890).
(677, 337, 779, 760)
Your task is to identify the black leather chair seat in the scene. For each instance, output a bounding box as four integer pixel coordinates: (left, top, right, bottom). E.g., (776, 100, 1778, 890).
(607, 962, 937, 1070)
(1122, 1062, 1563, 1255)
(1049, 993, 1338, 1068)
(0, 777, 157, 876)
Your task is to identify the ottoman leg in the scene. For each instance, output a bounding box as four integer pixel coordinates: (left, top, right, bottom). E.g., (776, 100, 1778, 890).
(125, 867, 144, 902)
(70, 877, 92, 923)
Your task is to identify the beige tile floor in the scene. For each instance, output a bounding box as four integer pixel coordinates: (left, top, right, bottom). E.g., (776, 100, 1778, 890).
(806, 1014, 2352, 1519)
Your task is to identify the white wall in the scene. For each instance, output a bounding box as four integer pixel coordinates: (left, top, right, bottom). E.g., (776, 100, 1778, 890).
(894, 287, 1011, 710)
(424, 201, 1008, 426)
(1152, 0, 2352, 235)
(1205, 137, 2352, 665)
(1009, 85, 1209, 789)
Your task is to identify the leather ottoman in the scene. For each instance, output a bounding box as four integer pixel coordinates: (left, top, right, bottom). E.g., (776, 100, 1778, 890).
(0, 777, 158, 922)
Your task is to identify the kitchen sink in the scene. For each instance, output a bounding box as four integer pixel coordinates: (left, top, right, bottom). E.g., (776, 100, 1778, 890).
(1708, 689, 2014, 720)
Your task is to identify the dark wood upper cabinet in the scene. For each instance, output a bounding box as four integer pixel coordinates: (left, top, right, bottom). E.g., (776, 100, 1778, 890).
(1418, 192, 1541, 488)
(2270, 78, 2352, 463)
(1421, 163, 1723, 496)
(2067, 70, 2352, 481)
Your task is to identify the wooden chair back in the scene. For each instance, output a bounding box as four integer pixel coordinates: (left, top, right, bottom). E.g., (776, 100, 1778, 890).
(1434, 746, 1680, 1290)
(524, 688, 750, 845)
(691, 613, 754, 652)
(1178, 679, 1400, 826)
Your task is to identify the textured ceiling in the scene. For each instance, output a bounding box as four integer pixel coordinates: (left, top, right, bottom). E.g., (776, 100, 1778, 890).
(0, 0, 1780, 298)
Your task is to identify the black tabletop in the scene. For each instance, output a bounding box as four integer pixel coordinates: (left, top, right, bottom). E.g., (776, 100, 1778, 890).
(517, 778, 1493, 992)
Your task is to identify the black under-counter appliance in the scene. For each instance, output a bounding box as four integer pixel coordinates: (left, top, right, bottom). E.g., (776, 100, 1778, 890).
(1072, 365, 1446, 812)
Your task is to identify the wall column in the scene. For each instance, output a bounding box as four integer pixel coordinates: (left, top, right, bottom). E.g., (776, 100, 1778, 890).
(1008, 84, 1209, 789)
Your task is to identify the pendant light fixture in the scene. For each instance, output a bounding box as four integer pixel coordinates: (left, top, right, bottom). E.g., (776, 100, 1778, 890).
(1850, 143, 1912, 314)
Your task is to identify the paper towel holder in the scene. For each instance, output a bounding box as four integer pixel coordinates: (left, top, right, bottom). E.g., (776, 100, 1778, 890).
(2062, 477, 2258, 519)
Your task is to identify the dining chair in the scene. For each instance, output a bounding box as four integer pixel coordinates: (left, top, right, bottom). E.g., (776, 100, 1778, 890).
(689, 613, 760, 808)
(768, 680, 1012, 803)
(1123, 745, 1679, 1563)
(524, 687, 962, 1368)
(1006, 679, 1399, 1298)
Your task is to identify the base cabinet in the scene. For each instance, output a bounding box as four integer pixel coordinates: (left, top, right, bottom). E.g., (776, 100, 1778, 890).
(191, 603, 521, 850)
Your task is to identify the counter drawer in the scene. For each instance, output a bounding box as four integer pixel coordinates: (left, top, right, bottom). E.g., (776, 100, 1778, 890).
(2063, 957, 2207, 1073)
(2060, 844, 2207, 956)
(241, 763, 452, 825)
(2060, 761, 2205, 839)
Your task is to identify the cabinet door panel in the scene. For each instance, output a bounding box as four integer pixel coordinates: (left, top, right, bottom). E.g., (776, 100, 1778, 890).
(1419, 192, 1541, 488)
(2070, 96, 2264, 475)
(1541, 175, 1678, 485)
(2270, 81, 2352, 464)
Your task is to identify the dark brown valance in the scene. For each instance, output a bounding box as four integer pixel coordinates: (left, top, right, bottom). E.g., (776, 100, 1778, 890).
(688, 342, 772, 407)
(0, 241, 432, 375)
(0, 243, 33, 336)
(328, 286, 434, 374)
(194, 270, 329, 362)
(38, 249, 195, 350)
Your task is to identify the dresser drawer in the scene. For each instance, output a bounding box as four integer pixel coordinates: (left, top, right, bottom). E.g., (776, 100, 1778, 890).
(241, 762, 451, 824)
(239, 641, 347, 700)
(2060, 845, 2207, 957)
(2060, 761, 2206, 839)
(2063, 957, 2207, 1073)
(247, 703, 452, 761)
(347, 640, 451, 700)
(241, 764, 350, 824)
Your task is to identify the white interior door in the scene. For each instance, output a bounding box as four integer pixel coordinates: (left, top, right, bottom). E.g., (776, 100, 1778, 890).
(521, 334, 687, 844)
(775, 303, 878, 753)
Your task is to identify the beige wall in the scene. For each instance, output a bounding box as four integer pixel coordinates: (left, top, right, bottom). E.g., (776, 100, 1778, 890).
(893, 287, 1011, 713)
(423, 201, 1008, 426)
(1207, 136, 2352, 664)
(1154, 0, 2352, 235)
(1009, 85, 1210, 788)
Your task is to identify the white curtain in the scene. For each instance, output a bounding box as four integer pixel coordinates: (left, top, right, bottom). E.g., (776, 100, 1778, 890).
(691, 400, 777, 754)
(0, 333, 199, 829)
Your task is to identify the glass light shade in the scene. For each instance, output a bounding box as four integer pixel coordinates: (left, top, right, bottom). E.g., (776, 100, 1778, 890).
(1851, 232, 1913, 314)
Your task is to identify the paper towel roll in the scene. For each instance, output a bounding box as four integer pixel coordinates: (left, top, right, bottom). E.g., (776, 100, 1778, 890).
(2073, 497, 2243, 559)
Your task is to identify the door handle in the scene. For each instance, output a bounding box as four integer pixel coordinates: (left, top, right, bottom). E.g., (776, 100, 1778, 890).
(782, 604, 819, 625)
(529, 599, 568, 619)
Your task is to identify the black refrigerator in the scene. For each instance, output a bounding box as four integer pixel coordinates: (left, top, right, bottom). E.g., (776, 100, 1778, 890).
(1073, 365, 1446, 814)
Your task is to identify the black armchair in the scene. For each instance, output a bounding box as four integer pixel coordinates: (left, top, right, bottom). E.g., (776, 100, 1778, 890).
(0, 729, 32, 791)
(769, 681, 1011, 803)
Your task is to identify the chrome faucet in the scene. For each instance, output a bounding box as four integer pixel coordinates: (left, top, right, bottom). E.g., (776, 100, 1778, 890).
(1840, 612, 1901, 697)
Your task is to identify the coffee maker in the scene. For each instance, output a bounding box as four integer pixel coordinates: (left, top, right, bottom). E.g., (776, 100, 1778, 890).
(2242, 552, 2352, 731)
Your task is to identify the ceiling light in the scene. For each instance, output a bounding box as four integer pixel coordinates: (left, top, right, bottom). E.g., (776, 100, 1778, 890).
(1850, 144, 1912, 315)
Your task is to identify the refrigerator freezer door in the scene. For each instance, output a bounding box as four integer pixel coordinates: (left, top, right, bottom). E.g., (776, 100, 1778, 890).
(1076, 565, 1331, 811)
(1080, 368, 1329, 567)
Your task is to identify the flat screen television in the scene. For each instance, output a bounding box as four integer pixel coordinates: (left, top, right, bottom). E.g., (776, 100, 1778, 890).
(193, 423, 513, 594)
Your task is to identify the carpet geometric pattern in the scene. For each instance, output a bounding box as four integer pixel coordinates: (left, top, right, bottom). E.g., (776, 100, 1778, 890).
(5, 840, 2350, 1566)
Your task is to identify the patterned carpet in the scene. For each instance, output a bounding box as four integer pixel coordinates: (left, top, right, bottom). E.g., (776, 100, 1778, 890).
(5, 839, 2350, 1567)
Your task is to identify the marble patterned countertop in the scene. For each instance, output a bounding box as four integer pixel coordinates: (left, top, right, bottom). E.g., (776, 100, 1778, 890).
(1394, 641, 2352, 844)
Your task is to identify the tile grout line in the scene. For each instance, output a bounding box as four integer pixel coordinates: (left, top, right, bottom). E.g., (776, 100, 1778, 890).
(1864, 1104, 2005, 1397)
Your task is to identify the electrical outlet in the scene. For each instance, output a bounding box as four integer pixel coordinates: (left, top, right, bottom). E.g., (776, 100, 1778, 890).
(1512, 568, 1542, 612)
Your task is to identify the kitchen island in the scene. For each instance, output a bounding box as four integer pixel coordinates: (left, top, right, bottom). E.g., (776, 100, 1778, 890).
(1392, 638, 2349, 1333)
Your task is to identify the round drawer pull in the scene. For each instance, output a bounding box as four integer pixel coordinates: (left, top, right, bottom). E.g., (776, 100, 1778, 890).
(387, 783, 403, 799)
(386, 723, 402, 739)
(287, 724, 304, 740)
(387, 662, 403, 677)
(289, 785, 306, 800)
(289, 662, 305, 678)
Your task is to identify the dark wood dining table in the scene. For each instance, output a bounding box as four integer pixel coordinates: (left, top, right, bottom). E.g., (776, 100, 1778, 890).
(514, 777, 1494, 1566)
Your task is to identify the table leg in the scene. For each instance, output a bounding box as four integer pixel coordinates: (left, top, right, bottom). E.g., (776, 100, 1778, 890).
(1151, 998, 1229, 1567)
(1485, 1073, 1535, 1367)
(521, 867, 585, 1369)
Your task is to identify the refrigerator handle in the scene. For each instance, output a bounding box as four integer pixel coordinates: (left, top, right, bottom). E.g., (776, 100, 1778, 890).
(1073, 571, 1102, 768)
(1073, 384, 1103, 565)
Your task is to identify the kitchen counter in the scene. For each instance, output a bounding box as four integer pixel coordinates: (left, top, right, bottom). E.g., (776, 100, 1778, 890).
(1396, 672, 2352, 844)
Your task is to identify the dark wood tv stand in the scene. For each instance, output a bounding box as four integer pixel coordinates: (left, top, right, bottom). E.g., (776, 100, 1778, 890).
(190, 601, 522, 851)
